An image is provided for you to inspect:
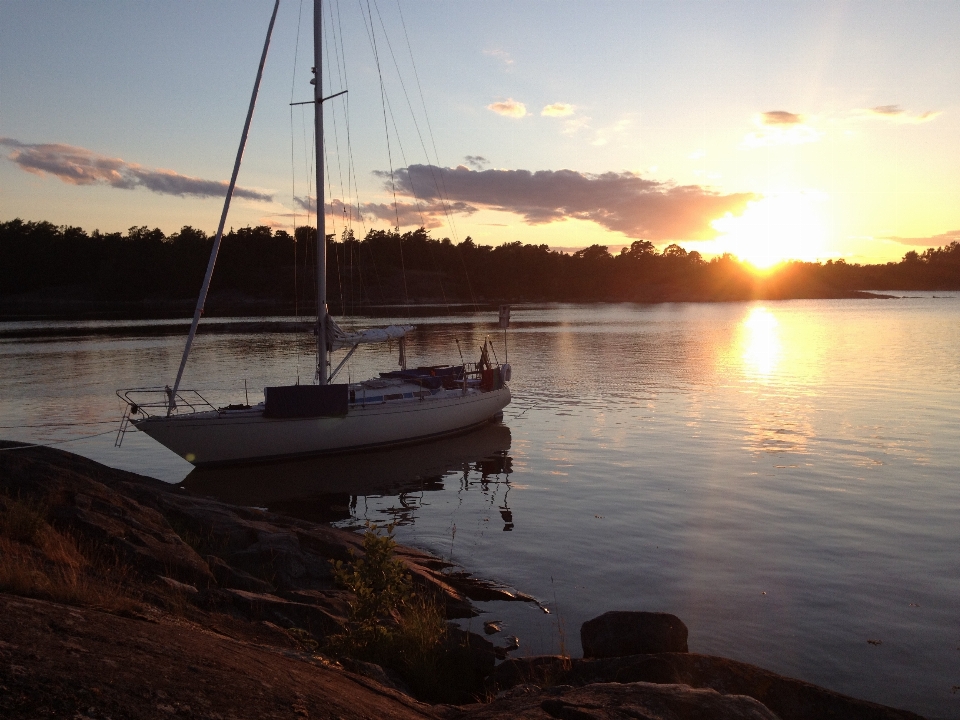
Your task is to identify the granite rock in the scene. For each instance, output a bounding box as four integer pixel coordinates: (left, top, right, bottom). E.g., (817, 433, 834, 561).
(581, 612, 688, 658)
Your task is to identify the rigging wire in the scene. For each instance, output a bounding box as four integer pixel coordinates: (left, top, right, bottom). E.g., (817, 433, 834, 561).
(333, 0, 374, 316)
(0, 420, 118, 429)
(290, 0, 306, 381)
(378, 88, 453, 312)
(362, 0, 400, 231)
(333, 0, 356, 234)
(362, 0, 410, 308)
(393, 1, 460, 241)
(322, 4, 347, 315)
(330, 0, 388, 309)
(372, 0, 446, 226)
(365, 0, 458, 312)
(0, 429, 118, 452)
(322, 5, 357, 316)
(319, 4, 347, 317)
(390, 0, 479, 311)
(323, 0, 349, 233)
(306, 118, 318, 318)
(368, 4, 456, 312)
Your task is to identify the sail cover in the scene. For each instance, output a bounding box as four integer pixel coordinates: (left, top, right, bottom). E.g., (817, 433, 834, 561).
(327, 316, 415, 351)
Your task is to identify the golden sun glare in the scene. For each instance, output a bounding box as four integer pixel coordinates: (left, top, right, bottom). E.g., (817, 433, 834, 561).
(708, 192, 829, 269)
(741, 307, 781, 378)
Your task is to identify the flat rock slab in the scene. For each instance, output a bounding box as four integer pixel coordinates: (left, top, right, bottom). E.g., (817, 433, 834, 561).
(0, 594, 436, 720)
(0, 442, 481, 622)
(0, 593, 438, 720)
(491, 654, 926, 720)
(581, 612, 689, 658)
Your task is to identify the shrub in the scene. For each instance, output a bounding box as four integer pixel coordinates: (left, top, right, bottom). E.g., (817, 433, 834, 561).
(333, 522, 411, 628)
(329, 523, 480, 703)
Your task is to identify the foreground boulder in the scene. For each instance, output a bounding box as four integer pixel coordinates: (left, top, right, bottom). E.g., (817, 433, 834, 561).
(581, 611, 689, 658)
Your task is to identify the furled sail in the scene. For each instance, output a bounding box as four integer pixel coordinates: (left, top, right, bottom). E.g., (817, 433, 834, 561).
(326, 316, 415, 350)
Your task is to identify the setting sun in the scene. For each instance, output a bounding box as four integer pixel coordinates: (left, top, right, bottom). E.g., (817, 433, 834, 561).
(706, 192, 829, 269)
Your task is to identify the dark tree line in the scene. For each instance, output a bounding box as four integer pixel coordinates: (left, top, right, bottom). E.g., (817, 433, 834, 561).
(2, 217, 959, 318)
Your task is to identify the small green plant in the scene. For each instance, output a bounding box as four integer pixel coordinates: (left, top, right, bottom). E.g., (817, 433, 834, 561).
(328, 523, 480, 703)
(332, 522, 411, 629)
(287, 627, 319, 653)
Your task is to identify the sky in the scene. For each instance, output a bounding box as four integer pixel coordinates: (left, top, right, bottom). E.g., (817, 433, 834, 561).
(2, 1, 959, 266)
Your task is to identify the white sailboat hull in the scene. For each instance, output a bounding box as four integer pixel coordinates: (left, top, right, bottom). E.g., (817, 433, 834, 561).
(133, 385, 510, 466)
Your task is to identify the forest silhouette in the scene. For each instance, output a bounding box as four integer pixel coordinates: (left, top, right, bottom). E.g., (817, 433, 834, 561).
(2, 218, 959, 318)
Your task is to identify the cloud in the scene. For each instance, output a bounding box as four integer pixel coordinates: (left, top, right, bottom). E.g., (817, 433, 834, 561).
(295, 195, 477, 229)
(483, 48, 514, 66)
(561, 116, 591, 136)
(742, 112, 821, 147)
(542, 103, 575, 117)
(487, 99, 527, 118)
(463, 155, 489, 170)
(0, 138, 272, 201)
(884, 229, 960, 247)
(861, 105, 941, 124)
(740, 105, 942, 149)
(870, 105, 903, 117)
(760, 111, 804, 126)
(383, 164, 755, 241)
(590, 117, 635, 147)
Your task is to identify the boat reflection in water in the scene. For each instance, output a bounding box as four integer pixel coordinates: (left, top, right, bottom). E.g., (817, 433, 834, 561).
(179, 422, 513, 525)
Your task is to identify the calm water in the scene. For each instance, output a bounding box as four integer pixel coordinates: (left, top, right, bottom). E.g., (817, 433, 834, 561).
(2, 298, 959, 718)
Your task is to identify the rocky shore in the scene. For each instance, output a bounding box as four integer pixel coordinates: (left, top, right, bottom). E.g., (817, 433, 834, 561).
(0, 441, 926, 719)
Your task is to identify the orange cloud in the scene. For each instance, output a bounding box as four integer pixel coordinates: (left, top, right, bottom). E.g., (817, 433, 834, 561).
(862, 105, 941, 123)
(743, 111, 821, 147)
(884, 229, 960, 247)
(294, 196, 477, 229)
(487, 99, 527, 118)
(385, 165, 755, 241)
(760, 111, 803, 125)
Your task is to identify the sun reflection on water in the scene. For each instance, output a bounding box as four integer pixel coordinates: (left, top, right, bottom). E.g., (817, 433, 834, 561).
(741, 307, 781, 379)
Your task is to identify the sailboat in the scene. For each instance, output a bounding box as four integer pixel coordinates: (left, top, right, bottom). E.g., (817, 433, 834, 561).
(117, 0, 511, 466)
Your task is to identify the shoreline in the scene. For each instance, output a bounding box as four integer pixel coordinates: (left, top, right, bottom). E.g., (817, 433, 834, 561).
(0, 441, 929, 719)
(0, 292, 906, 338)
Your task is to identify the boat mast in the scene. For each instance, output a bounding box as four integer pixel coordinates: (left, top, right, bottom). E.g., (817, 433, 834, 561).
(314, 0, 328, 385)
(166, 0, 280, 414)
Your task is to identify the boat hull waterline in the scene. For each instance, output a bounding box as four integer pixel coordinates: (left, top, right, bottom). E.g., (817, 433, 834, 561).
(134, 386, 510, 466)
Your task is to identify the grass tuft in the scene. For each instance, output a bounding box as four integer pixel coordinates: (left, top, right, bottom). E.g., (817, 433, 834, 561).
(1, 495, 47, 544)
(0, 492, 140, 614)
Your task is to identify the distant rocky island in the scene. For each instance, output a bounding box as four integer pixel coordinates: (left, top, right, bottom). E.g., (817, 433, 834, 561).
(0, 441, 926, 719)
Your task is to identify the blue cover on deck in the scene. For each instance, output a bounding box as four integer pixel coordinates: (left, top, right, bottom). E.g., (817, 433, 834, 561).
(263, 384, 349, 418)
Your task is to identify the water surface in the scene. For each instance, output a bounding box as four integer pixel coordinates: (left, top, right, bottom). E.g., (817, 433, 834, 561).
(2, 296, 958, 718)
